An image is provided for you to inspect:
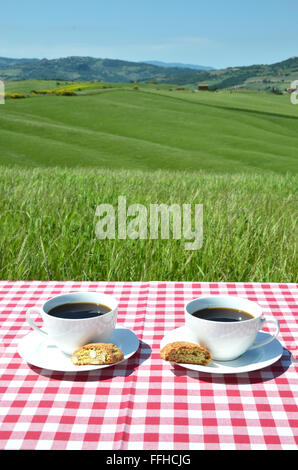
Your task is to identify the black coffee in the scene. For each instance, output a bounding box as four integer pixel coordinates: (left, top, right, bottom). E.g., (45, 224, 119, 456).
(192, 307, 254, 322)
(48, 302, 111, 319)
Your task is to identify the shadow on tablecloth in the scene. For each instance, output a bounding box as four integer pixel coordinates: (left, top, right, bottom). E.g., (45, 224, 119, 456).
(27, 339, 152, 381)
(170, 347, 294, 384)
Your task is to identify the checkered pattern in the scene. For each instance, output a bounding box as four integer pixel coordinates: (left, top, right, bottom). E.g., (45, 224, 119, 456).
(0, 281, 297, 450)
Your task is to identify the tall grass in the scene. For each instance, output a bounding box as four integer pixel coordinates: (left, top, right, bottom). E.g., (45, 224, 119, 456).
(0, 166, 296, 282)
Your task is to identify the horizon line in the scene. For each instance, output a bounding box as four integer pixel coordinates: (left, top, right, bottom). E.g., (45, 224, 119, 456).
(1, 54, 297, 71)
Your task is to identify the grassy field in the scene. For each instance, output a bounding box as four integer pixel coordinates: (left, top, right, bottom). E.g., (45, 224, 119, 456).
(0, 166, 296, 282)
(0, 84, 297, 173)
(0, 83, 297, 282)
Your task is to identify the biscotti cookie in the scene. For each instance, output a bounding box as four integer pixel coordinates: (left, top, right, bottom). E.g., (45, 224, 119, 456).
(71, 343, 124, 365)
(160, 341, 211, 365)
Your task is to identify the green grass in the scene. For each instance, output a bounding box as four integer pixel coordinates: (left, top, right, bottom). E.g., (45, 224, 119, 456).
(0, 86, 297, 174)
(4, 79, 62, 94)
(2, 79, 171, 96)
(0, 83, 297, 282)
(0, 166, 296, 282)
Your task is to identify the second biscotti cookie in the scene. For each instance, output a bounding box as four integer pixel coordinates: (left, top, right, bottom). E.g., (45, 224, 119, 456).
(160, 341, 211, 365)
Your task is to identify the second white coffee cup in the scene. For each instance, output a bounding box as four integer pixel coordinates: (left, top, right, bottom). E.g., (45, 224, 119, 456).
(185, 295, 280, 361)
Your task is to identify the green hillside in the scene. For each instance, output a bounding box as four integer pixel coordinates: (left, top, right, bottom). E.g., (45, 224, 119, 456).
(165, 56, 298, 91)
(1, 55, 298, 90)
(0, 84, 297, 174)
(0, 56, 198, 83)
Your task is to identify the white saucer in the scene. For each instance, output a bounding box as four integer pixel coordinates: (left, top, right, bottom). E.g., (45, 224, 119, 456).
(18, 327, 139, 372)
(160, 326, 284, 374)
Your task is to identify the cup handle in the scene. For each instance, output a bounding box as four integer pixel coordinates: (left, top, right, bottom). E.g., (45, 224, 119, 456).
(26, 307, 48, 336)
(248, 316, 280, 351)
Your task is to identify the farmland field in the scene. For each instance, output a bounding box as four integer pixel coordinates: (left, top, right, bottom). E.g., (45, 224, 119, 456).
(0, 83, 297, 173)
(0, 82, 297, 281)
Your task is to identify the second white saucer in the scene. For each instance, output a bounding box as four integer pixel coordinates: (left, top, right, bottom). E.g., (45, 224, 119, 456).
(160, 326, 283, 374)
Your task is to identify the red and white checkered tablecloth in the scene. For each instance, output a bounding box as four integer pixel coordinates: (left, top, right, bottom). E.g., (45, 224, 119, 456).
(0, 281, 297, 450)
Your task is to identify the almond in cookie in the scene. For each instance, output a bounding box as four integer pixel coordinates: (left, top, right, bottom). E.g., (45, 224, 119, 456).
(160, 341, 211, 365)
(71, 343, 124, 366)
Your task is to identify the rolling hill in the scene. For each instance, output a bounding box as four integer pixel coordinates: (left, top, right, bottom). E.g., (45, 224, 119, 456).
(0, 56, 202, 83)
(143, 60, 215, 70)
(0, 55, 298, 90)
(0, 83, 297, 174)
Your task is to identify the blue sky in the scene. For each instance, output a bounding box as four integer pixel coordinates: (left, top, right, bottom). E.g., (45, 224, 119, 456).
(0, 0, 297, 68)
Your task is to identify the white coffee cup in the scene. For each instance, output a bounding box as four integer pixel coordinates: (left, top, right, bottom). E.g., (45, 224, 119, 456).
(26, 292, 118, 355)
(185, 295, 280, 361)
